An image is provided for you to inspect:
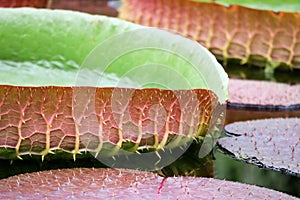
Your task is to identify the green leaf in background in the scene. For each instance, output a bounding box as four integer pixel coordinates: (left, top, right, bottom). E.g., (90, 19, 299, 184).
(193, 0, 300, 12)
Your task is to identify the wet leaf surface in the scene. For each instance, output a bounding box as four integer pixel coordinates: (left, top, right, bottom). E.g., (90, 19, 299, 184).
(219, 118, 300, 177)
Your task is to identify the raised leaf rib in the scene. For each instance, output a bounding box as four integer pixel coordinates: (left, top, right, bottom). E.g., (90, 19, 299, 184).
(120, 0, 300, 69)
(0, 86, 218, 159)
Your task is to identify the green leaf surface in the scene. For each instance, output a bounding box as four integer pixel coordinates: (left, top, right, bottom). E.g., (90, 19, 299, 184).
(0, 8, 137, 86)
(0, 8, 228, 102)
(0, 8, 228, 161)
(194, 0, 300, 12)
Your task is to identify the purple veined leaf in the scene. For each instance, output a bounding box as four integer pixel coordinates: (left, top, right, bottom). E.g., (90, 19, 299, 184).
(219, 118, 300, 177)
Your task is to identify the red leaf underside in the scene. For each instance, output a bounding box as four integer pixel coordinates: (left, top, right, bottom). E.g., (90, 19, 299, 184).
(0, 86, 218, 159)
(120, 0, 300, 69)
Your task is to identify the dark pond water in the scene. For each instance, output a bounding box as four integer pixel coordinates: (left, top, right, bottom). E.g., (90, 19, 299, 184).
(226, 64, 300, 84)
(214, 150, 300, 197)
(0, 137, 299, 197)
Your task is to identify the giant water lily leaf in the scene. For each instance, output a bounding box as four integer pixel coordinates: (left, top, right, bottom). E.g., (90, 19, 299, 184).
(119, 0, 300, 71)
(219, 118, 300, 177)
(0, 8, 228, 161)
(0, 168, 297, 199)
(226, 79, 300, 124)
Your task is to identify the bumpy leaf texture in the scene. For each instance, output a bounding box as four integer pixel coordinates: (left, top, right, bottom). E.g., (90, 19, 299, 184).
(0, 86, 218, 159)
(219, 118, 300, 177)
(0, 168, 298, 199)
(228, 79, 300, 109)
(226, 79, 300, 124)
(119, 0, 300, 69)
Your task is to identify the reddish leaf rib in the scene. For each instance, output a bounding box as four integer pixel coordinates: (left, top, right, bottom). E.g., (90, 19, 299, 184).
(119, 0, 300, 69)
(0, 86, 218, 159)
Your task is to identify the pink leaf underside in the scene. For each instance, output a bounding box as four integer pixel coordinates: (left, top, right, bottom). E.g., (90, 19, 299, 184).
(0, 168, 297, 199)
(0, 86, 218, 156)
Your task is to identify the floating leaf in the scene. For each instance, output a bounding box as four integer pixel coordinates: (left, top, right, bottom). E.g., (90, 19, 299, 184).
(228, 79, 300, 110)
(226, 79, 300, 124)
(119, 0, 300, 70)
(219, 118, 300, 177)
(0, 168, 297, 199)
